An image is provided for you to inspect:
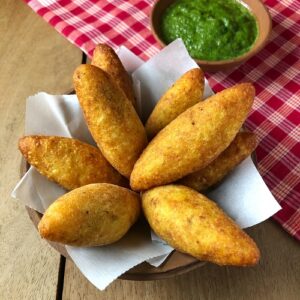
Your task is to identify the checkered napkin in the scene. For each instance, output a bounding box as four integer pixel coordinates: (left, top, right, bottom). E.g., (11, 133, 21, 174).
(24, 0, 300, 240)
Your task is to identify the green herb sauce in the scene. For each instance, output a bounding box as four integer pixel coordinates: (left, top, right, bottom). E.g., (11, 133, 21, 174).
(161, 0, 258, 61)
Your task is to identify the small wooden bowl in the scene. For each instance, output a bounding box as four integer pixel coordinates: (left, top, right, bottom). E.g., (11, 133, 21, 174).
(150, 0, 272, 72)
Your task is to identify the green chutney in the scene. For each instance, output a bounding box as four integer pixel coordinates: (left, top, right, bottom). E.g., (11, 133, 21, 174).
(161, 0, 258, 61)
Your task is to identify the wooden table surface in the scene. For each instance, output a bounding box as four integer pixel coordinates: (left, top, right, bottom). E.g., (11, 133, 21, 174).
(1, 1, 299, 299)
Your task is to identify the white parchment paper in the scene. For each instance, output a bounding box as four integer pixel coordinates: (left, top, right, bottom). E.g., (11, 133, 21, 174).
(11, 39, 281, 290)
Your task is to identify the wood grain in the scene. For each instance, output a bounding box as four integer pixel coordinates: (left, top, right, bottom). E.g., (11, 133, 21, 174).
(0, 0, 81, 299)
(1, 1, 300, 299)
(62, 221, 300, 300)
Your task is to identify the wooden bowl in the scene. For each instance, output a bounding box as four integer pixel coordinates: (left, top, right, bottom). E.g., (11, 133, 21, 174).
(150, 0, 272, 72)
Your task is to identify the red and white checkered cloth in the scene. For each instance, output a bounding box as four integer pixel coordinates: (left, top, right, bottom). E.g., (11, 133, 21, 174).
(24, 0, 300, 240)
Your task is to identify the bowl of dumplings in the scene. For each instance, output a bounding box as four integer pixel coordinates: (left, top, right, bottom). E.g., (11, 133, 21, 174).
(20, 44, 260, 279)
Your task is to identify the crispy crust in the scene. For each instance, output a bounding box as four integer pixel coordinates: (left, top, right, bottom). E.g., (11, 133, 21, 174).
(38, 183, 141, 246)
(130, 83, 255, 191)
(19, 135, 126, 190)
(146, 68, 204, 139)
(92, 44, 137, 109)
(179, 132, 257, 191)
(73, 64, 148, 178)
(142, 185, 260, 266)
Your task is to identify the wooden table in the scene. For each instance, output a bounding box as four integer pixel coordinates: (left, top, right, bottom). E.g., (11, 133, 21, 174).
(1, 1, 299, 299)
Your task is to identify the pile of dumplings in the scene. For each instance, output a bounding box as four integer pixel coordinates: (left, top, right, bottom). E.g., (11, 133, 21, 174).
(19, 44, 260, 267)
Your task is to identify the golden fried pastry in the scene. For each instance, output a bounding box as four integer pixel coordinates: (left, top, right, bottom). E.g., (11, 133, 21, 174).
(145, 68, 204, 139)
(130, 83, 255, 191)
(92, 43, 137, 109)
(73, 64, 148, 178)
(179, 132, 257, 191)
(19, 135, 126, 190)
(142, 185, 260, 266)
(38, 183, 141, 246)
